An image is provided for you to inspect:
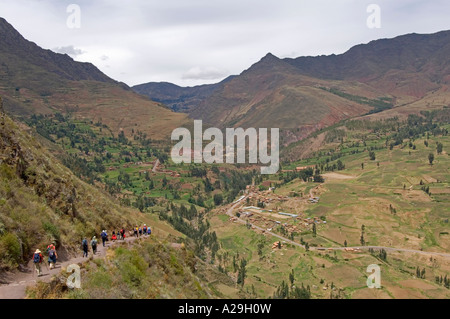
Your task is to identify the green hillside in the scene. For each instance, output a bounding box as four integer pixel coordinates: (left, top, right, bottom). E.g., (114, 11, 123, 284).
(207, 109, 450, 298)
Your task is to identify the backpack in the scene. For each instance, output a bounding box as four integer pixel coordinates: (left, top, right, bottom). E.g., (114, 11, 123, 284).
(33, 253, 41, 263)
(82, 239, 88, 248)
(49, 249, 55, 258)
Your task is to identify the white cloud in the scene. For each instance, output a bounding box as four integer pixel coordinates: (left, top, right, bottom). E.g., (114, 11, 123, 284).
(53, 45, 85, 57)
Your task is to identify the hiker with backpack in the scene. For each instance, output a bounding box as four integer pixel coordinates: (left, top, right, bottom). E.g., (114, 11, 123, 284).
(133, 226, 138, 238)
(82, 237, 89, 258)
(33, 249, 44, 276)
(147, 226, 151, 236)
(91, 236, 98, 254)
(101, 230, 108, 247)
(138, 226, 142, 237)
(120, 228, 125, 240)
(143, 224, 147, 236)
(46, 242, 56, 254)
(47, 246, 57, 269)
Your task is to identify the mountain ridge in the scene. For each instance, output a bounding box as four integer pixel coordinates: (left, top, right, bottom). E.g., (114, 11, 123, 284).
(0, 17, 189, 139)
(132, 29, 450, 135)
(132, 75, 236, 113)
(173, 29, 450, 141)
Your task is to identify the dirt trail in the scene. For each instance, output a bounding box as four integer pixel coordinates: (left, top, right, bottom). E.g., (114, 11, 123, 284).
(152, 159, 159, 173)
(0, 234, 144, 299)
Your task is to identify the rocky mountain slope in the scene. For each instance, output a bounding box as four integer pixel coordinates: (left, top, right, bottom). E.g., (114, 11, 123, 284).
(0, 18, 189, 139)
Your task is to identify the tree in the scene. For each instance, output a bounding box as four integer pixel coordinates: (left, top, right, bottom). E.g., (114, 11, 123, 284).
(360, 233, 365, 246)
(213, 193, 223, 206)
(257, 239, 265, 258)
(289, 269, 295, 286)
(237, 259, 247, 286)
(428, 153, 434, 165)
(361, 163, 364, 170)
(437, 142, 443, 155)
(312, 223, 317, 237)
(360, 225, 366, 246)
(369, 151, 376, 161)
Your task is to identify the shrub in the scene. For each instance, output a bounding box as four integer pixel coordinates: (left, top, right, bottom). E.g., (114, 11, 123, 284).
(0, 232, 22, 268)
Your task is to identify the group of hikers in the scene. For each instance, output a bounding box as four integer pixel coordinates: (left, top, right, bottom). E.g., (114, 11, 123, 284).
(32, 242, 58, 277)
(32, 224, 152, 276)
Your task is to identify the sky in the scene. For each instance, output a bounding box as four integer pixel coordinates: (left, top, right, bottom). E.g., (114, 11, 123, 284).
(1, 0, 450, 87)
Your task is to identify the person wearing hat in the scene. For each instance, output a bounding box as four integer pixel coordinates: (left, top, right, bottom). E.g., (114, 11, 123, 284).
(91, 236, 98, 254)
(33, 249, 44, 276)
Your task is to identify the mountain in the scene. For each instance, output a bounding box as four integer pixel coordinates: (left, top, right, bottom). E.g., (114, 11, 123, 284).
(192, 31, 450, 132)
(284, 31, 450, 98)
(0, 17, 189, 139)
(190, 52, 378, 138)
(0, 107, 244, 299)
(139, 31, 450, 145)
(0, 104, 162, 270)
(132, 76, 235, 113)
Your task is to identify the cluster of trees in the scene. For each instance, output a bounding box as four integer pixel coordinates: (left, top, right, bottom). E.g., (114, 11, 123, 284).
(279, 167, 324, 184)
(236, 258, 248, 286)
(360, 225, 366, 246)
(158, 203, 220, 261)
(369, 248, 387, 261)
(134, 194, 157, 211)
(219, 169, 257, 203)
(272, 279, 311, 299)
(61, 154, 98, 184)
(435, 274, 450, 289)
(389, 204, 397, 215)
(416, 267, 426, 279)
(421, 185, 431, 195)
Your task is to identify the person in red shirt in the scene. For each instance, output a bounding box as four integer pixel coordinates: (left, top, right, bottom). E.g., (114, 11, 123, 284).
(112, 233, 117, 241)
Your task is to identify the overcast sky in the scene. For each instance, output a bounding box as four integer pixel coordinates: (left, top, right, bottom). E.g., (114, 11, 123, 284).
(1, 0, 450, 87)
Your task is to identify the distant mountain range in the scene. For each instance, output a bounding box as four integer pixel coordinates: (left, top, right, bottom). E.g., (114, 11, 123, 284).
(133, 76, 235, 113)
(133, 30, 450, 144)
(0, 17, 189, 139)
(1, 16, 449, 145)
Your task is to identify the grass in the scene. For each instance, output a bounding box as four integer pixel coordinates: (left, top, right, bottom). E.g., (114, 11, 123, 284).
(207, 116, 450, 299)
(27, 238, 245, 299)
(0, 114, 180, 270)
